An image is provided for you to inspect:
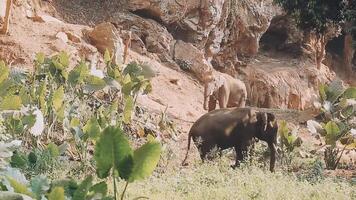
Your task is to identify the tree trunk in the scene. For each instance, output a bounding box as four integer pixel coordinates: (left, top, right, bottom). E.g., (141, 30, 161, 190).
(0, 0, 12, 34)
(315, 35, 326, 70)
(344, 32, 355, 79)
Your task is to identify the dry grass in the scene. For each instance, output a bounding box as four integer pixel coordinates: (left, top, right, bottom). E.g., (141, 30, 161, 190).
(117, 158, 355, 200)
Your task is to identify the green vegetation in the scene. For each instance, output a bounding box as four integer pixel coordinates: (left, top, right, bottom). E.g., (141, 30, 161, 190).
(308, 80, 356, 169)
(0, 51, 160, 199)
(274, 0, 345, 69)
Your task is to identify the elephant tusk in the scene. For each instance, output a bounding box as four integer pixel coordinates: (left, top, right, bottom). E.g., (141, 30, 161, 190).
(269, 121, 274, 128)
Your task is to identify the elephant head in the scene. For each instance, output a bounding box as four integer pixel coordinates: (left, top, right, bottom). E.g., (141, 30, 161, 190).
(255, 112, 278, 171)
(202, 71, 224, 110)
(203, 81, 216, 110)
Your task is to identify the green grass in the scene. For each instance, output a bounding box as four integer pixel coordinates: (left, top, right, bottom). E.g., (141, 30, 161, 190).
(118, 159, 355, 200)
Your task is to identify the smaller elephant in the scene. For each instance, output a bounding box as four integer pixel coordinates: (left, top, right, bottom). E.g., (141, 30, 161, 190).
(182, 107, 278, 172)
(203, 71, 247, 112)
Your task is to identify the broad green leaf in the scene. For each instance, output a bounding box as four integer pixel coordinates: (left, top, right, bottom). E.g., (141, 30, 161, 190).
(19, 87, 31, 106)
(52, 86, 64, 112)
(22, 114, 36, 127)
(324, 121, 341, 146)
(123, 95, 134, 124)
(123, 62, 142, 77)
(51, 179, 78, 197)
(340, 105, 354, 119)
(47, 143, 60, 157)
(56, 103, 65, 121)
(68, 62, 89, 86)
(129, 140, 161, 182)
(319, 84, 327, 102)
(0, 95, 22, 110)
(104, 49, 112, 63)
(35, 52, 45, 64)
(38, 81, 47, 115)
(48, 187, 65, 200)
(94, 126, 133, 179)
(342, 87, 356, 99)
(104, 99, 118, 117)
(0, 79, 14, 97)
(5, 116, 24, 135)
(7, 177, 34, 198)
(10, 152, 28, 168)
(61, 70, 68, 80)
(326, 80, 345, 103)
(28, 152, 37, 164)
(30, 175, 50, 199)
(278, 120, 288, 137)
(0, 60, 9, 84)
(73, 176, 93, 200)
(89, 181, 107, 196)
(70, 118, 80, 128)
(143, 81, 152, 94)
(52, 60, 64, 71)
(122, 74, 133, 96)
(83, 117, 101, 139)
(58, 51, 70, 68)
(84, 75, 106, 91)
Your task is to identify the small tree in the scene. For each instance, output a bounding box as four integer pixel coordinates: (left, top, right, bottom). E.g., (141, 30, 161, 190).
(274, 0, 345, 69)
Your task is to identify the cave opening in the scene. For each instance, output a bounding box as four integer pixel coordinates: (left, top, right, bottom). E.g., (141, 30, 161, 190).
(130, 9, 165, 25)
(259, 15, 302, 58)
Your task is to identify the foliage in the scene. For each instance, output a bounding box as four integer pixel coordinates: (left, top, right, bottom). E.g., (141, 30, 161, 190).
(274, 0, 345, 69)
(10, 143, 61, 175)
(278, 120, 302, 167)
(345, 0, 356, 44)
(307, 80, 356, 169)
(0, 51, 156, 199)
(95, 126, 161, 199)
(274, 0, 344, 35)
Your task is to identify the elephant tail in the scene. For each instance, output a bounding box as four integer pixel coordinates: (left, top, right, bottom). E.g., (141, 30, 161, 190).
(181, 132, 192, 166)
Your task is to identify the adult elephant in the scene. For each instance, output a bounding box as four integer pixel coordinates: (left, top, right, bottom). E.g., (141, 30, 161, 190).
(182, 107, 278, 172)
(203, 71, 247, 111)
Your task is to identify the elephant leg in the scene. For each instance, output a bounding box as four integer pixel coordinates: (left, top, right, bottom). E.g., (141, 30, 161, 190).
(233, 145, 243, 168)
(219, 149, 223, 158)
(198, 143, 213, 162)
(208, 96, 217, 111)
(218, 88, 228, 109)
(238, 95, 246, 108)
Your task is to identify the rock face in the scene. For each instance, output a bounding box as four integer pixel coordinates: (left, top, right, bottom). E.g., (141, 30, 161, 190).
(9, 0, 340, 110)
(245, 58, 335, 110)
(126, 0, 277, 67)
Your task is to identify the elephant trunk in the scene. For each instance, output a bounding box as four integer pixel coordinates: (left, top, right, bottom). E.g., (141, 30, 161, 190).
(268, 142, 277, 172)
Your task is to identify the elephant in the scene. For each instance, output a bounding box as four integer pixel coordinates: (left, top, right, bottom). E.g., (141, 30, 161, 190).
(203, 71, 247, 112)
(182, 107, 278, 172)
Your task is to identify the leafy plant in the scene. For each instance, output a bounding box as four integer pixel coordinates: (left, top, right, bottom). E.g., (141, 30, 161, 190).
(95, 126, 161, 200)
(278, 120, 302, 168)
(307, 80, 356, 169)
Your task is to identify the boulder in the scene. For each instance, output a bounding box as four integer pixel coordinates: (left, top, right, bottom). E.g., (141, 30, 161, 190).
(86, 22, 124, 64)
(172, 40, 212, 81)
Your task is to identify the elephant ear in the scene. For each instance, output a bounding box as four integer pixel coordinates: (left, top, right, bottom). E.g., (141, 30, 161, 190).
(260, 112, 268, 131)
(214, 74, 225, 88)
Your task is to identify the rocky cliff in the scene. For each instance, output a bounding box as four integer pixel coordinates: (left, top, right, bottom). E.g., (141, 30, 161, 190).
(1, 0, 341, 111)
